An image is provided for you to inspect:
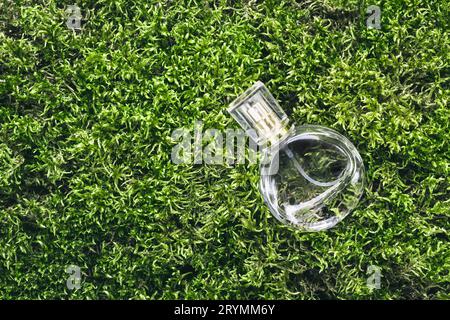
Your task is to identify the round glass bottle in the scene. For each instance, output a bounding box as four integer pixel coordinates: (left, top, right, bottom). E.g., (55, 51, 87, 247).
(228, 81, 365, 231)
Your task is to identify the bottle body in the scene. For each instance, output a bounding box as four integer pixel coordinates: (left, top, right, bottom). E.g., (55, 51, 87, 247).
(259, 125, 365, 231)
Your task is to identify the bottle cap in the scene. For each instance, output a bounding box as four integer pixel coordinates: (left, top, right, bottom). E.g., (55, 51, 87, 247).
(228, 81, 291, 148)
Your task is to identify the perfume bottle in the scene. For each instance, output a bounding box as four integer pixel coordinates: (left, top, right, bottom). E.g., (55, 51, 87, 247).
(228, 81, 365, 231)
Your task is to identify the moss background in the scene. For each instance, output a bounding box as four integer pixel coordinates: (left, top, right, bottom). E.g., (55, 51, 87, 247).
(0, 0, 449, 299)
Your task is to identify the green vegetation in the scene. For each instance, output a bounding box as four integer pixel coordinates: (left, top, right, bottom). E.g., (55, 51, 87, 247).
(0, 0, 449, 299)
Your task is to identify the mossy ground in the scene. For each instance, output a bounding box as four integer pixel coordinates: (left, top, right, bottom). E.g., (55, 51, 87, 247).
(0, 0, 449, 299)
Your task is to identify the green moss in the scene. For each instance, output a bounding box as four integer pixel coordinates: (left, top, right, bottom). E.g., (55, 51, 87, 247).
(0, 0, 449, 299)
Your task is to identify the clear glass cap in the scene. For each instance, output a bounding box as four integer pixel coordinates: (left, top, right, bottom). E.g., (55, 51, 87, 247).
(228, 81, 291, 148)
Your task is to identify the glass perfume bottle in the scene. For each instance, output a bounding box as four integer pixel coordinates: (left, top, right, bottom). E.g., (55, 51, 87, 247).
(228, 81, 365, 231)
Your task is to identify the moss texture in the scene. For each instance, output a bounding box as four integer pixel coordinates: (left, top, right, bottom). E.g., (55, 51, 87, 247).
(0, 0, 449, 299)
